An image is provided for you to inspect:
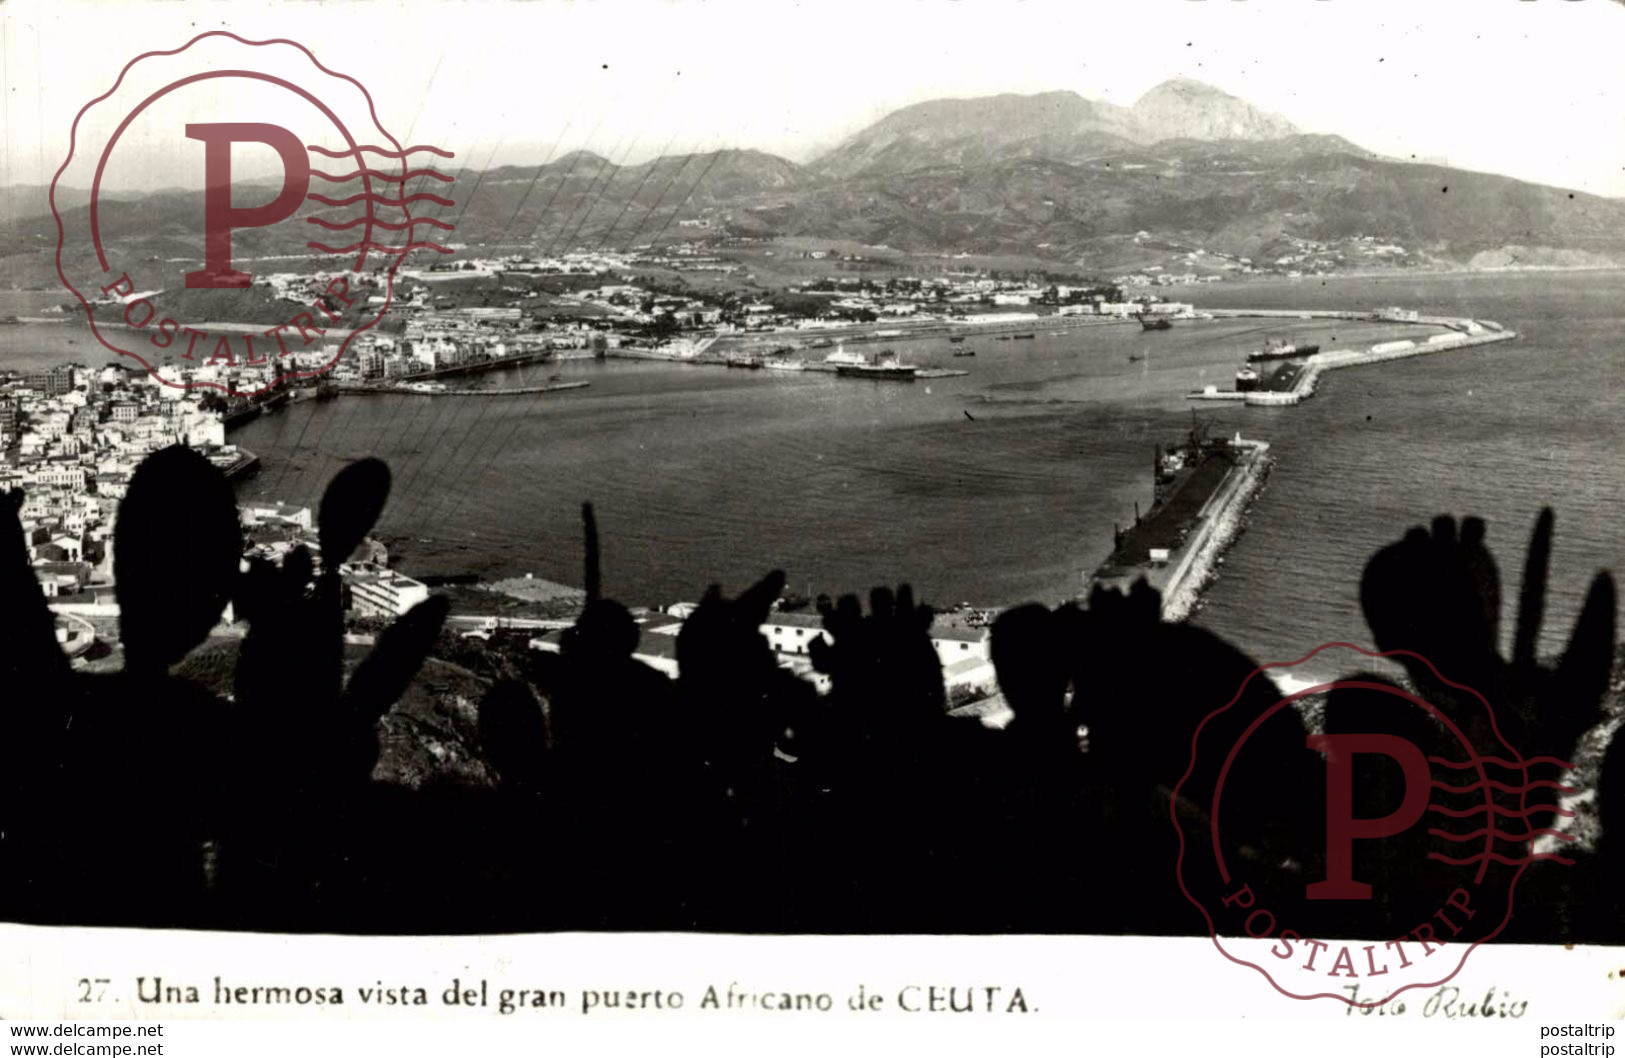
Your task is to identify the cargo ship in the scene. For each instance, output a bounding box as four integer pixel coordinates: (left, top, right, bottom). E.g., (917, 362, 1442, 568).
(834, 349, 918, 381)
(1137, 313, 1173, 331)
(1246, 338, 1320, 363)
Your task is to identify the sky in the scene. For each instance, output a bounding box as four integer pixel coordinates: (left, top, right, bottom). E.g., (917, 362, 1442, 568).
(3, 0, 1625, 196)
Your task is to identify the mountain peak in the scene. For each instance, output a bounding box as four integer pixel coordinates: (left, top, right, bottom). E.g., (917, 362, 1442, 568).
(552, 149, 612, 169)
(1135, 77, 1233, 103)
(1131, 78, 1298, 142)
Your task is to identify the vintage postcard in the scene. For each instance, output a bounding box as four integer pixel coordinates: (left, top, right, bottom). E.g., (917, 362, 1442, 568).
(0, 0, 1621, 1052)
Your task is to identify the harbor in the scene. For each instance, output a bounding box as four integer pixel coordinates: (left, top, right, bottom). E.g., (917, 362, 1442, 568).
(1098, 310, 1520, 621)
(216, 285, 1551, 636)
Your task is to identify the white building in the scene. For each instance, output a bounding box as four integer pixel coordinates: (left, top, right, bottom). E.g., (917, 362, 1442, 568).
(759, 611, 829, 656)
(241, 501, 313, 531)
(346, 568, 430, 618)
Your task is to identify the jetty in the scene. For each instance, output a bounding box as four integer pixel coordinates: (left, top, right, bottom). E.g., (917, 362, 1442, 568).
(1089, 433, 1272, 622)
(1188, 316, 1517, 406)
(339, 381, 590, 398)
(1095, 312, 1519, 621)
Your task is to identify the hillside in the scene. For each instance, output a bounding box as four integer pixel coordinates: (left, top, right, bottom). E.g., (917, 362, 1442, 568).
(7, 78, 1625, 275)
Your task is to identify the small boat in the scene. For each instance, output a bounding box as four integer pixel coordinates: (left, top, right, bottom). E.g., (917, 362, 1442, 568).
(952, 350, 976, 358)
(948, 335, 966, 344)
(1127, 354, 1144, 363)
(726, 354, 764, 369)
(1137, 312, 1173, 332)
(763, 358, 806, 371)
(1012, 333, 1036, 340)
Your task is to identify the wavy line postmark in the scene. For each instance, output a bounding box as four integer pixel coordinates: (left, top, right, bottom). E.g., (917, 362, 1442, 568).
(51, 31, 453, 397)
(1173, 643, 1573, 1007)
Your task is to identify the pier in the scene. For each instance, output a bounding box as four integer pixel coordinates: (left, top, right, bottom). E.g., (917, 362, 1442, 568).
(1155, 441, 1272, 621)
(339, 381, 590, 398)
(394, 348, 561, 382)
(1088, 438, 1272, 621)
(1100, 312, 1517, 621)
(1188, 316, 1518, 406)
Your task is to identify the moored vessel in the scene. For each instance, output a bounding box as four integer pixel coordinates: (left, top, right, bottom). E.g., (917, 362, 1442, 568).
(833, 348, 918, 381)
(1247, 338, 1320, 363)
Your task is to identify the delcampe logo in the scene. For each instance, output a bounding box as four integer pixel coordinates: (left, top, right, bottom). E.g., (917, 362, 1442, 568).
(51, 31, 454, 396)
(1174, 643, 1574, 1007)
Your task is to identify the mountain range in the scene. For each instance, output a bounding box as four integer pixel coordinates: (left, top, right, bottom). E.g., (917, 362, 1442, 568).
(8, 78, 1625, 274)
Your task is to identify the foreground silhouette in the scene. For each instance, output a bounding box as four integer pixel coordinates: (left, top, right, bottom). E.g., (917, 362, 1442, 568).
(0, 446, 1616, 936)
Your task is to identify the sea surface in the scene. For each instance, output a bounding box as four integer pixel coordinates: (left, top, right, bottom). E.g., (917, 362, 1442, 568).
(6, 271, 1622, 683)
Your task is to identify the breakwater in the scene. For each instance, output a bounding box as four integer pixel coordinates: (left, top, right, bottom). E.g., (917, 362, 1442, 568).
(1157, 442, 1272, 622)
(338, 381, 590, 397)
(1240, 325, 1517, 407)
(1109, 312, 1518, 621)
(1087, 440, 1273, 622)
(1187, 316, 1517, 406)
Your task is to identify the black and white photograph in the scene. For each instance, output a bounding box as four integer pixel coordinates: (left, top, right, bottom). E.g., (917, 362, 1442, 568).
(0, 0, 1622, 1049)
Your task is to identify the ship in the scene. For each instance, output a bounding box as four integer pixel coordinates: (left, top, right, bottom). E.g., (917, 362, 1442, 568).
(1234, 366, 1260, 393)
(948, 335, 966, 344)
(763, 358, 806, 371)
(823, 341, 868, 367)
(1137, 312, 1173, 331)
(952, 349, 977, 358)
(1011, 333, 1036, 340)
(0, 314, 21, 326)
(1247, 338, 1321, 363)
(725, 354, 764, 369)
(834, 349, 918, 381)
